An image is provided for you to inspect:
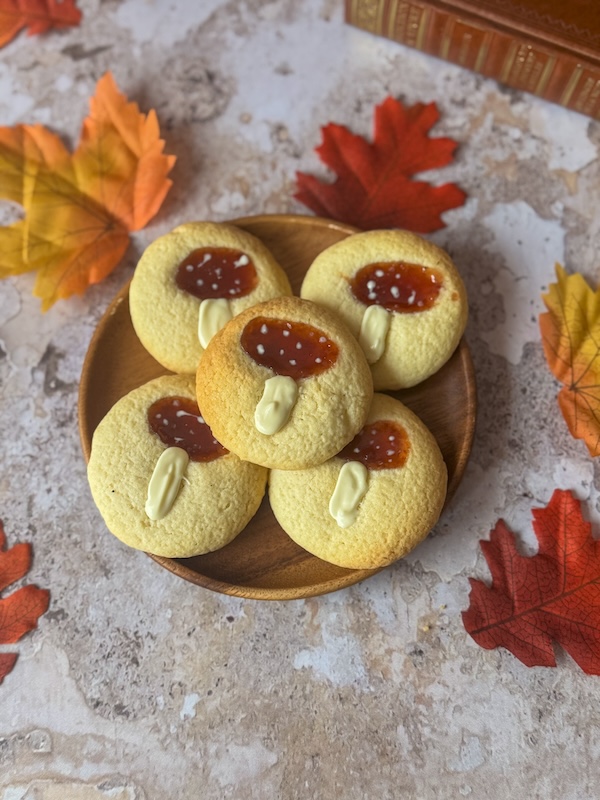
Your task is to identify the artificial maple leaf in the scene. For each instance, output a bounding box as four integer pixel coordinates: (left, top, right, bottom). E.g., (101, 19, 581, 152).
(295, 96, 466, 232)
(0, 519, 49, 684)
(0, 71, 175, 310)
(540, 264, 600, 456)
(0, 653, 18, 684)
(463, 489, 600, 674)
(0, 0, 81, 48)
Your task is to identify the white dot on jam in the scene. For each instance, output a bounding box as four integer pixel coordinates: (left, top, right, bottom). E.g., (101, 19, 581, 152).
(371, 430, 377, 435)
(390, 286, 400, 299)
(211, 283, 218, 290)
(186, 264, 193, 272)
(289, 359, 297, 366)
(260, 324, 268, 334)
(162, 419, 169, 425)
(155, 413, 162, 419)
(198, 416, 205, 424)
(389, 435, 395, 441)
(173, 400, 180, 406)
(367, 280, 376, 290)
(215, 268, 222, 277)
(387, 449, 394, 455)
(315, 357, 322, 363)
(296, 342, 302, 349)
(353, 447, 360, 453)
(196, 279, 204, 286)
(257, 344, 265, 355)
(283, 330, 290, 337)
(375, 270, 384, 277)
(368, 292, 376, 300)
(229, 289, 236, 294)
(279, 349, 284, 355)
(319, 336, 327, 343)
(234, 279, 241, 285)
(212, 439, 218, 445)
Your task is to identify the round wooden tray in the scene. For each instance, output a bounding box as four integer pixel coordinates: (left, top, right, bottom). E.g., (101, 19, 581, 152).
(79, 214, 476, 600)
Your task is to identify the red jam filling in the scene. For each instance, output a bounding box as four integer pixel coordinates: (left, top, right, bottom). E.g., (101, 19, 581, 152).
(147, 396, 228, 463)
(240, 317, 339, 379)
(175, 247, 258, 300)
(350, 262, 443, 313)
(338, 420, 410, 470)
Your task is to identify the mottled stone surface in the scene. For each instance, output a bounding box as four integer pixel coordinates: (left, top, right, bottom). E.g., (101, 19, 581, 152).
(1, 0, 600, 797)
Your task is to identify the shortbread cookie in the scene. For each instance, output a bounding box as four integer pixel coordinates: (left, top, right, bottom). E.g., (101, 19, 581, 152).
(87, 374, 267, 557)
(130, 221, 292, 373)
(268, 393, 447, 569)
(301, 229, 467, 390)
(196, 296, 374, 470)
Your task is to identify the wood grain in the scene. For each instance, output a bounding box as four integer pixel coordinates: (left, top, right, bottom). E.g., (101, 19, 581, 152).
(79, 214, 476, 600)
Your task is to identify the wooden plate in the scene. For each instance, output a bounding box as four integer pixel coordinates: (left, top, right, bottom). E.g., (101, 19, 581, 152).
(79, 214, 476, 600)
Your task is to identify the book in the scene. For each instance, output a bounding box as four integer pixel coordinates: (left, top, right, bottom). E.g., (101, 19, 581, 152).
(345, 0, 600, 120)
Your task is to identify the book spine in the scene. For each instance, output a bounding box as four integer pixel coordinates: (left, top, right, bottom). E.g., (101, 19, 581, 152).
(345, 0, 600, 121)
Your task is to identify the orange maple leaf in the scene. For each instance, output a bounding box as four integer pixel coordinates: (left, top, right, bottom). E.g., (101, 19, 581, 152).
(0, 0, 81, 48)
(0, 519, 49, 685)
(540, 264, 600, 456)
(0, 71, 176, 310)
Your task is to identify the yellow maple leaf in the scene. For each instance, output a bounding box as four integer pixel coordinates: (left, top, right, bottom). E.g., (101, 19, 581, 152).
(0, 72, 175, 310)
(540, 263, 600, 456)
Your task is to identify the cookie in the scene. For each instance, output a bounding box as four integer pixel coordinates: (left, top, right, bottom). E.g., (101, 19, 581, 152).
(268, 393, 447, 569)
(87, 374, 267, 558)
(300, 229, 468, 390)
(196, 296, 374, 470)
(129, 221, 292, 373)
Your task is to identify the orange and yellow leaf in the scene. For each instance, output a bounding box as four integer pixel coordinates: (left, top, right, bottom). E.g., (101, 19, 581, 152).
(0, 72, 175, 310)
(540, 264, 600, 455)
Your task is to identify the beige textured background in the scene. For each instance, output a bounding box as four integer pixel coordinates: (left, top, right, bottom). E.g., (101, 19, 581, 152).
(1, 1, 600, 797)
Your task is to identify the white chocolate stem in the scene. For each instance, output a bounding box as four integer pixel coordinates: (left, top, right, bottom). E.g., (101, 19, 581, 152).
(145, 446, 190, 521)
(198, 298, 233, 349)
(358, 305, 391, 364)
(329, 461, 369, 528)
(254, 375, 298, 435)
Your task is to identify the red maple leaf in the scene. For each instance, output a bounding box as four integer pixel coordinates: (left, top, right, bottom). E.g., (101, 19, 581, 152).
(295, 96, 466, 232)
(0, 653, 18, 683)
(0, 0, 81, 48)
(463, 489, 600, 674)
(0, 519, 49, 685)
